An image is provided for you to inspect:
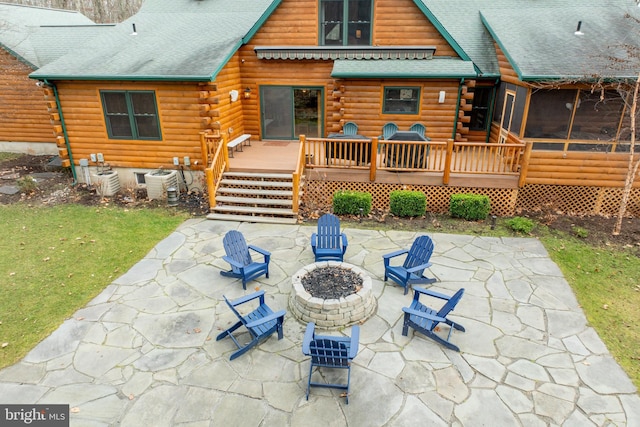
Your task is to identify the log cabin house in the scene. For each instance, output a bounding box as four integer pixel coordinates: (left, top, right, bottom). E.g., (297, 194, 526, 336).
(0, 3, 97, 155)
(26, 0, 640, 223)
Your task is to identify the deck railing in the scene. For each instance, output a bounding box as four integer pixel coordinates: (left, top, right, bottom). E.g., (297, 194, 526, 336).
(303, 135, 531, 185)
(200, 131, 228, 208)
(292, 137, 307, 212)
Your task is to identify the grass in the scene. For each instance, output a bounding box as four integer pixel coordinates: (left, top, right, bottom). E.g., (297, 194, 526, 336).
(0, 204, 188, 368)
(541, 234, 640, 389)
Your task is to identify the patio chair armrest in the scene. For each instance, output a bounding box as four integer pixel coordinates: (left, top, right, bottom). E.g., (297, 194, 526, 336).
(223, 255, 244, 270)
(402, 307, 446, 323)
(406, 262, 433, 274)
(311, 233, 317, 247)
(230, 290, 265, 307)
(414, 286, 451, 301)
(249, 245, 271, 258)
(382, 249, 408, 260)
(341, 233, 348, 249)
(348, 325, 360, 358)
(245, 309, 286, 329)
(302, 322, 316, 355)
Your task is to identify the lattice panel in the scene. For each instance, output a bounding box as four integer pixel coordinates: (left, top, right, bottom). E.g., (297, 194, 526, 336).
(516, 184, 640, 217)
(596, 187, 640, 217)
(305, 180, 640, 218)
(303, 180, 518, 216)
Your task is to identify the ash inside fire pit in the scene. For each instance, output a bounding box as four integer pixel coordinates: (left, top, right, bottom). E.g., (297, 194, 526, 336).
(301, 265, 363, 299)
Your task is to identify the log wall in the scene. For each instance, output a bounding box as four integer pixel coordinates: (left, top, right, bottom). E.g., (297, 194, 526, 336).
(0, 50, 56, 144)
(525, 151, 640, 188)
(55, 81, 204, 169)
(239, 0, 464, 140)
(494, 43, 520, 85)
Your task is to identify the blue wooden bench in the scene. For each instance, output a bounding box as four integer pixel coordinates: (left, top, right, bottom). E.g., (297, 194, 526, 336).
(227, 134, 251, 157)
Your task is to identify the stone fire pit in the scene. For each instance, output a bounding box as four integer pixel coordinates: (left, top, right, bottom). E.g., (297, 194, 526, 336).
(290, 261, 376, 329)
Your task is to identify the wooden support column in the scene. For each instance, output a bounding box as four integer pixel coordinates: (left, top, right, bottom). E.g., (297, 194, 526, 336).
(443, 139, 454, 185)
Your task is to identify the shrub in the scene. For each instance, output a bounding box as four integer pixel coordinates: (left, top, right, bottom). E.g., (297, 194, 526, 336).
(16, 176, 38, 194)
(506, 216, 535, 234)
(449, 193, 491, 221)
(389, 190, 426, 217)
(572, 226, 589, 238)
(332, 190, 372, 216)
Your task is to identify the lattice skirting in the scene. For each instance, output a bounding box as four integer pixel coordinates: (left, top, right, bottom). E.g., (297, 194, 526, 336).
(302, 180, 518, 216)
(515, 184, 640, 217)
(302, 181, 640, 218)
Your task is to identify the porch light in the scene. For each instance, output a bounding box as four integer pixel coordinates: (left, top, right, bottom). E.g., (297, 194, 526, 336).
(244, 87, 251, 99)
(438, 91, 446, 103)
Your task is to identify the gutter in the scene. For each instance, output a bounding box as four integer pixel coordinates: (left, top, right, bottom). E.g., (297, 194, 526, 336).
(46, 80, 77, 185)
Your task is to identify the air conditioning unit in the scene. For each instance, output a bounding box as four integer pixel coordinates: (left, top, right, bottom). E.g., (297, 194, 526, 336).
(91, 170, 120, 196)
(145, 170, 178, 200)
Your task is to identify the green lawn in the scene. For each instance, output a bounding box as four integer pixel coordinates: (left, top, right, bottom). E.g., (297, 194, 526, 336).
(0, 204, 188, 368)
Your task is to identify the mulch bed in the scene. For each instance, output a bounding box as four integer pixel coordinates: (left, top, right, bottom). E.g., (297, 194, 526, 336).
(301, 265, 363, 299)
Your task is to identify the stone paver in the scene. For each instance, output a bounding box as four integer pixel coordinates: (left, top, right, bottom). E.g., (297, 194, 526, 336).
(0, 219, 638, 426)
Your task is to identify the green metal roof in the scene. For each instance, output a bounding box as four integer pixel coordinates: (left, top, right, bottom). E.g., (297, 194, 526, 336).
(31, 0, 281, 81)
(331, 58, 477, 79)
(0, 3, 95, 68)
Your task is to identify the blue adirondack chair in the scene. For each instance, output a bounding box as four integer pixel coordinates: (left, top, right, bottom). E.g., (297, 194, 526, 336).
(216, 290, 286, 360)
(381, 122, 399, 140)
(220, 230, 270, 289)
(343, 121, 358, 136)
(402, 287, 466, 351)
(409, 123, 431, 140)
(383, 235, 437, 294)
(302, 322, 360, 404)
(311, 213, 348, 262)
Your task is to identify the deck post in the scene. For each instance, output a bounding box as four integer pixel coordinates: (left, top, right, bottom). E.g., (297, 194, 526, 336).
(518, 141, 533, 188)
(222, 135, 230, 172)
(199, 131, 208, 166)
(443, 139, 454, 185)
(370, 137, 378, 181)
(206, 168, 216, 208)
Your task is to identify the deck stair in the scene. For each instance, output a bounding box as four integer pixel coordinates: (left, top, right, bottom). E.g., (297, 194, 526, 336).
(207, 172, 302, 224)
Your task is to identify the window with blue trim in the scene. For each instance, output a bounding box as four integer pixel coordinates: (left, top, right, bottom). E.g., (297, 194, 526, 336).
(101, 91, 161, 140)
(320, 0, 372, 46)
(383, 87, 420, 114)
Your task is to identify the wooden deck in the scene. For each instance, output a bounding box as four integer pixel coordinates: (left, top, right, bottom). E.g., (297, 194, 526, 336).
(227, 138, 521, 189)
(228, 140, 299, 173)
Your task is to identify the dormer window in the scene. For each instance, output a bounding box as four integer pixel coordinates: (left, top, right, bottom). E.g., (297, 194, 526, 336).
(320, 0, 372, 46)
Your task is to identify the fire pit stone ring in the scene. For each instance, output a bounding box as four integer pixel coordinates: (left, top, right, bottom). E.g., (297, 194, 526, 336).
(290, 261, 376, 329)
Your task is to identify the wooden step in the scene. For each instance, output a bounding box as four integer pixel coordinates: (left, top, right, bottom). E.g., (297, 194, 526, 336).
(220, 179, 293, 188)
(224, 172, 292, 180)
(212, 205, 296, 216)
(207, 213, 298, 224)
(215, 195, 293, 206)
(217, 187, 293, 197)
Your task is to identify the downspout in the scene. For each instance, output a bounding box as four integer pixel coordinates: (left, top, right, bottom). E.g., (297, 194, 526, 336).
(485, 79, 499, 144)
(452, 78, 464, 140)
(46, 79, 77, 184)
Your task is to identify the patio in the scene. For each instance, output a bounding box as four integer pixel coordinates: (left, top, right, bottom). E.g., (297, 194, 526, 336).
(0, 219, 637, 426)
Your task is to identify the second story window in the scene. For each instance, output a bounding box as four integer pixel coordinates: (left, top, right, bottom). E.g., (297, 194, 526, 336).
(320, 0, 372, 46)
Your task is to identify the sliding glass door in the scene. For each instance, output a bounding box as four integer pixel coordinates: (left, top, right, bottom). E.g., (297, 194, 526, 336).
(261, 86, 323, 139)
